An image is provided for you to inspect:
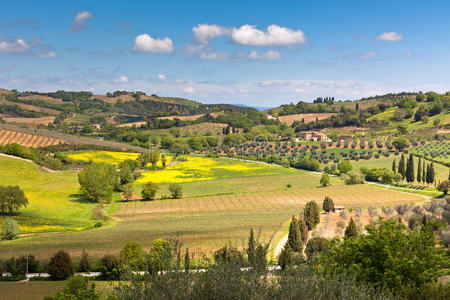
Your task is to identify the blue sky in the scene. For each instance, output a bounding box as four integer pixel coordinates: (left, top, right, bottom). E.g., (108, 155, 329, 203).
(1, 0, 450, 106)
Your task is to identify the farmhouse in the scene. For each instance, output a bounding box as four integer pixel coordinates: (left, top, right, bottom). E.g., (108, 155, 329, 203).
(297, 130, 328, 141)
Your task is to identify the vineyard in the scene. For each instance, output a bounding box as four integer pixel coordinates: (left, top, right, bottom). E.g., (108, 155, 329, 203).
(0, 129, 64, 147)
(0, 124, 145, 151)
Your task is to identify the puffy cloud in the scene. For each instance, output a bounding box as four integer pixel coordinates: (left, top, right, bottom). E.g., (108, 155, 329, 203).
(183, 87, 195, 94)
(132, 34, 174, 53)
(69, 11, 93, 33)
(158, 74, 166, 80)
(231, 24, 306, 46)
(361, 51, 377, 60)
(375, 32, 403, 42)
(248, 50, 281, 60)
(35, 50, 58, 58)
(114, 75, 128, 83)
(192, 24, 231, 44)
(0, 36, 39, 53)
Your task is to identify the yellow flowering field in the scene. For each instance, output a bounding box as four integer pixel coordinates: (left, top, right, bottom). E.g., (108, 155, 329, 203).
(64, 150, 172, 168)
(137, 156, 296, 184)
(64, 150, 139, 165)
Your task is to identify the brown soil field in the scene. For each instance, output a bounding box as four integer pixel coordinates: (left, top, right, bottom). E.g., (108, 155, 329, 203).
(2, 116, 55, 125)
(92, 94, 135, 104)
(278, 113, 337, 125)
(0, 130, 63, 147)
(117, 121, 148, 128)
(158, 114, 205, 121)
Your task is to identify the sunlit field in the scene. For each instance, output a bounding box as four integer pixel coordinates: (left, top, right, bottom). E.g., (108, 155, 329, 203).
(0, 156, 98, 233)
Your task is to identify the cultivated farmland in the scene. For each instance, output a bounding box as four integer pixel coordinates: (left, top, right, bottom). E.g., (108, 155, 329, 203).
(277, 113, 337, 125)
(0, 151, 426, 262)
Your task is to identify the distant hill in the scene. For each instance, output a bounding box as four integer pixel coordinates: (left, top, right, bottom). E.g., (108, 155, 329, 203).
(231, 103, 272, 111)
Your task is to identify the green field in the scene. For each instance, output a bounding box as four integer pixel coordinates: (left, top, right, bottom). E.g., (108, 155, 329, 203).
(0, 281, 113, 300)
(0, 155, 101, 233)
(0, 150, 434, 263)
(352, 154, 449, 183)
(411, 141, 450, 165)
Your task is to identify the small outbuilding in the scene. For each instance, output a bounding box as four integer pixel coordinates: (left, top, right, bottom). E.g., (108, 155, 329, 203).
(334, 205, 345, 213)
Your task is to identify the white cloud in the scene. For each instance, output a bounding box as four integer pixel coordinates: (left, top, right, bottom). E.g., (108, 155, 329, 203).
(192, 24, 231, 44)
(361, 51, 377, 60)
(231, 24, 306, 46)
(132, 34, 174, 53)
(158, 74, 166, 80)
(0, 36, 39, 53)
(404, 50, 413, 57)
(248, 50, 281, 60)
(114, 75, 128, 83)
(183, 87, 195, 94)
(69, 11, 93, 33)
(375, 32, 403, 42)
(35, 50, 58, 58)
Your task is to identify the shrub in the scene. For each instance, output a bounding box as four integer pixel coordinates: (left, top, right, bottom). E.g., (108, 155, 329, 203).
(141, 181, 159, 200)
(98, 255, 121, 280)
(77, 250, 90, 272)
(119, 242, 145, 271)
(214, 243, 244, 266)
(320, 173, 331, 187)
(1, 218, 20, 240)
(337, 160, 353, 174)
(169, 183, 183, 199)
(305, 237, 329, 259)
(47, 251, 74, 280)
(51, 275, 100, 300)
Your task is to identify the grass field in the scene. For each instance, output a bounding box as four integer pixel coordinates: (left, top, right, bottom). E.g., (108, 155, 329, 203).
(0, 156, 99, 233)
(0, 149, 433, 264)
(0, 167, 425, 262)
(0, 281, 113, 300)
(352, 154, 449, 183)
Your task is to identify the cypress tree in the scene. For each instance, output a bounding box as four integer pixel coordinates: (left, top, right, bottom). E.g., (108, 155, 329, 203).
(405, 154, 415, 183)
(417, 157, 422, 183)
(426, 163, 431, 185)
(430, 163, 435, 184)
(184, 248, 190, 272)
(422, 161, 426, 184)
(398, 154, 406, 179)
(287, 217, 302, 252)
(298, 215, 308, 244)
(247, 228, 256, 265)
(344, 218, 358, 238)
(304, 201, 321, 230)
(322, 196, 335, 213)
(392, 159, 396, 173)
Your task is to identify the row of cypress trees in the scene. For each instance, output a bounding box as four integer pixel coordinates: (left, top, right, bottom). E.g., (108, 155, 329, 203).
(393, 153, 435, 185)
